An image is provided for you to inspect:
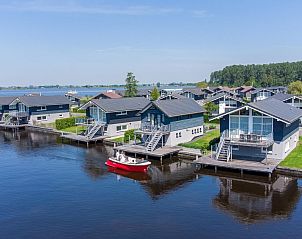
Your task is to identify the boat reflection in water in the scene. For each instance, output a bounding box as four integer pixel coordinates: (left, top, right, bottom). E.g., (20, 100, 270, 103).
(107, 158, 198, 199)
(212, 173, 302, 224)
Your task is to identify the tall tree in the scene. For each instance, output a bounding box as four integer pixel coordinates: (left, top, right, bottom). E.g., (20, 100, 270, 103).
(196, 81, 208, 88)
(288, 81, 302, 95)
(150, 86, 160, 101)
(204, 102, 218, 115)
(209, 61, 302, 87)
(124, 72, 138, 97)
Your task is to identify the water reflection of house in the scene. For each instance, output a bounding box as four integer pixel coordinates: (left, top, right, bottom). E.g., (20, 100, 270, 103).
(140, 160, 197, 199)
(213, 175, 301, 224)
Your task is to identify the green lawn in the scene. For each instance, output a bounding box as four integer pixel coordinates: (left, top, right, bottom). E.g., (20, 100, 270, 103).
(279, 137, 302, 169)
(61, 125, 86, 134)
(111, 136, 124, 143)
(179, 129, 220, 151)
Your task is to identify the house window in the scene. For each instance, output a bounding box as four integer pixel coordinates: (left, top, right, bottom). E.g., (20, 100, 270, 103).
(176, 133, 179, 138)
(38, 106, 46, 111)
(59, 105, 63, 108)
(0, 105, 2, 110)
(59, 114, 63, 118)
(42, 116, 47, 120)
(179, 132, 182, 137)
(116, 111, 127, 116)
(194, 129, 197, 134)
(116, 125, 127, 132)
(192, 130, 194, 134)
(37, 116, 42, 121)
(9, 104, 17, 110)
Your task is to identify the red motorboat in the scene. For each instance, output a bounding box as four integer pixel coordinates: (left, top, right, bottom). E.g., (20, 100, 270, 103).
(105, 152, 151, 173)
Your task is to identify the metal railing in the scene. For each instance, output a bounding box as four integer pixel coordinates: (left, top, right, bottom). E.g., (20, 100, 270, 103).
(140, 122, 170, 133)
(215, 130, 226, 160)
(224, 129, 273, 145)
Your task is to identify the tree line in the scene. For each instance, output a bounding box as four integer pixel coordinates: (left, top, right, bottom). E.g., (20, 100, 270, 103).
(209, 61, 302, 87)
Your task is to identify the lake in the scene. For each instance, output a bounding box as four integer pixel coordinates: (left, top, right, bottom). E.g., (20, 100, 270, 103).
(0, 130, 302, 239)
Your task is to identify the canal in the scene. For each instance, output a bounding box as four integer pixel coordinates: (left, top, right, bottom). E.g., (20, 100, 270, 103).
(1, 130, 302, 239)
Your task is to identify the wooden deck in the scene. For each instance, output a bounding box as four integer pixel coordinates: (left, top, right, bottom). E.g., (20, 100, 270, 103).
(114, 144, 182, 158)
(0, 123, 28, 129)
(60, 133, 108, 144)
(194, 156, 281, 174)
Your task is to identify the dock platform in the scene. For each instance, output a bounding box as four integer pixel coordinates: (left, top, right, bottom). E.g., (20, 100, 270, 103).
(60, 133, 108, 146)
(114, 144, 182, 159)
(194, 156, 281, 175)
(0, 124, 28, 130)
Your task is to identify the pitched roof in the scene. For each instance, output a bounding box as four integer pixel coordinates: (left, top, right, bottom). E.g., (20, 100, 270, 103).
(251, 88, 274, 94)
(182, 88, 205, 96)
(101, 91, 122, 99)
(203, 93, 244, 104)
(0, 96, 17, 105)
(248, 98, 302, 123)
(85, 97, 150, 112)
(270, 93, 295, 101)
(146, 98, 205, 117)
(211, 98, 302, 124)
(240, 86, 256, 93)
(16, 96, 72, 107)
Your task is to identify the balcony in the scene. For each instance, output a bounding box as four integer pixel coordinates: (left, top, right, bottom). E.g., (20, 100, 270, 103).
(9, 111, 29, 118)
(137, 122, 170, 134)
(224, 129, 274, 147)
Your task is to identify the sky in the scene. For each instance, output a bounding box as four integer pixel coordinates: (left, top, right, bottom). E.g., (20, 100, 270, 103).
(0, 0, 302, 87)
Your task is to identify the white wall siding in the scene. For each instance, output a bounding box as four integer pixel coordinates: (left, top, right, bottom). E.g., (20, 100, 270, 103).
(29, 112, 70, 124)
(105, 120, 141, 137)
(165, 125, 204, 146)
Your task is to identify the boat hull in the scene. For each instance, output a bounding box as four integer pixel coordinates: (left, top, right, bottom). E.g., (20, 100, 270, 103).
(105, 158, 151, 173)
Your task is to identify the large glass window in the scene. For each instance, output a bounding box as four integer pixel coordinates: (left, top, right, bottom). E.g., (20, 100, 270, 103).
(263, 117, 273, 135)
(230, 116, 239, 132)
(239, 117, 249, 133)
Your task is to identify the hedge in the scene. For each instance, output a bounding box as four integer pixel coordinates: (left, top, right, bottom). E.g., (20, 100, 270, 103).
(55, 116, 86, 130)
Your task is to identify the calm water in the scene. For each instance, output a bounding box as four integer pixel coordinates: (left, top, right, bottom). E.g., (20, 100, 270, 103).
(1, 130, 302, 239)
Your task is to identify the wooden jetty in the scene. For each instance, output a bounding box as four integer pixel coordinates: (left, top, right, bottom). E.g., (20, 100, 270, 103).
(114, 144, 182, 162)
(0, 123, 28, 130)
(60, 133, 108, 147)
(194, 155, 281, 177)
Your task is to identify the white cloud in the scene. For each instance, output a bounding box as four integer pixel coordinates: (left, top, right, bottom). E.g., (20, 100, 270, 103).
(0, 0, 183, 15)
(0, 0, 207, 17)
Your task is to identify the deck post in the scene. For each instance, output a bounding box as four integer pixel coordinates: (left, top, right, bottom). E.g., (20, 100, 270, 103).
(215, 166, 217, 173)
(268, 173, 272, 181)
(266, 148, 268, 165)
(160, 156, 163, 165)
(170, 154, 172, 160)
(241, 169, 243, 177)
(134, 134, 136, 145)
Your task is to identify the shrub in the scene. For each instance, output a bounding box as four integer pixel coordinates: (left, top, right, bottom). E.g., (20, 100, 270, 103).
(124, 129, 141, 143)
(55, 117, 76, 130)
(209, 125, 216, 130)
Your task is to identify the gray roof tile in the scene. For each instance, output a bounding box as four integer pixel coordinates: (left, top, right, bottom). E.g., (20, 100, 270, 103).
(17, 96, 72, 107)
(152, 98, 205, 117)
(249, 98, 302, 123)
(0, 96, 17, 105)
(91, 97, 150, 112)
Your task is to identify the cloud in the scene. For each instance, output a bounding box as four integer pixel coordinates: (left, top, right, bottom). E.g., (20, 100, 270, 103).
(0, 0, 207, 17)
(0, 0, 183, 15)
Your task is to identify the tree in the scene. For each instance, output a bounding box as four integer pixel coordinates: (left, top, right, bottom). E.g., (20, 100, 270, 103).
(209, 61, 302, 87)
(204, 102, 218, 115)
(150, 86, 160, 100)
(196, 81, 208, 88)
(124, 72, 138, 97)
(288, 81, 302, 95)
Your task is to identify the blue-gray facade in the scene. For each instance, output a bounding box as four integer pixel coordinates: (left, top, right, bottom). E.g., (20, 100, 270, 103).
(141, 105, 204, 131)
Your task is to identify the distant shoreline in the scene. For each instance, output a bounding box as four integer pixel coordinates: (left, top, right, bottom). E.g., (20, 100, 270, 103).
(0, 83, 196, 91)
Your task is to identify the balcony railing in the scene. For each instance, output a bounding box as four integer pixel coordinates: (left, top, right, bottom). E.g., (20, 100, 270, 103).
(8, 111, 29, 118)
(139, 122, 170, 133)
(75, 117, 95, 125)
(224, 129, 274, 147)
